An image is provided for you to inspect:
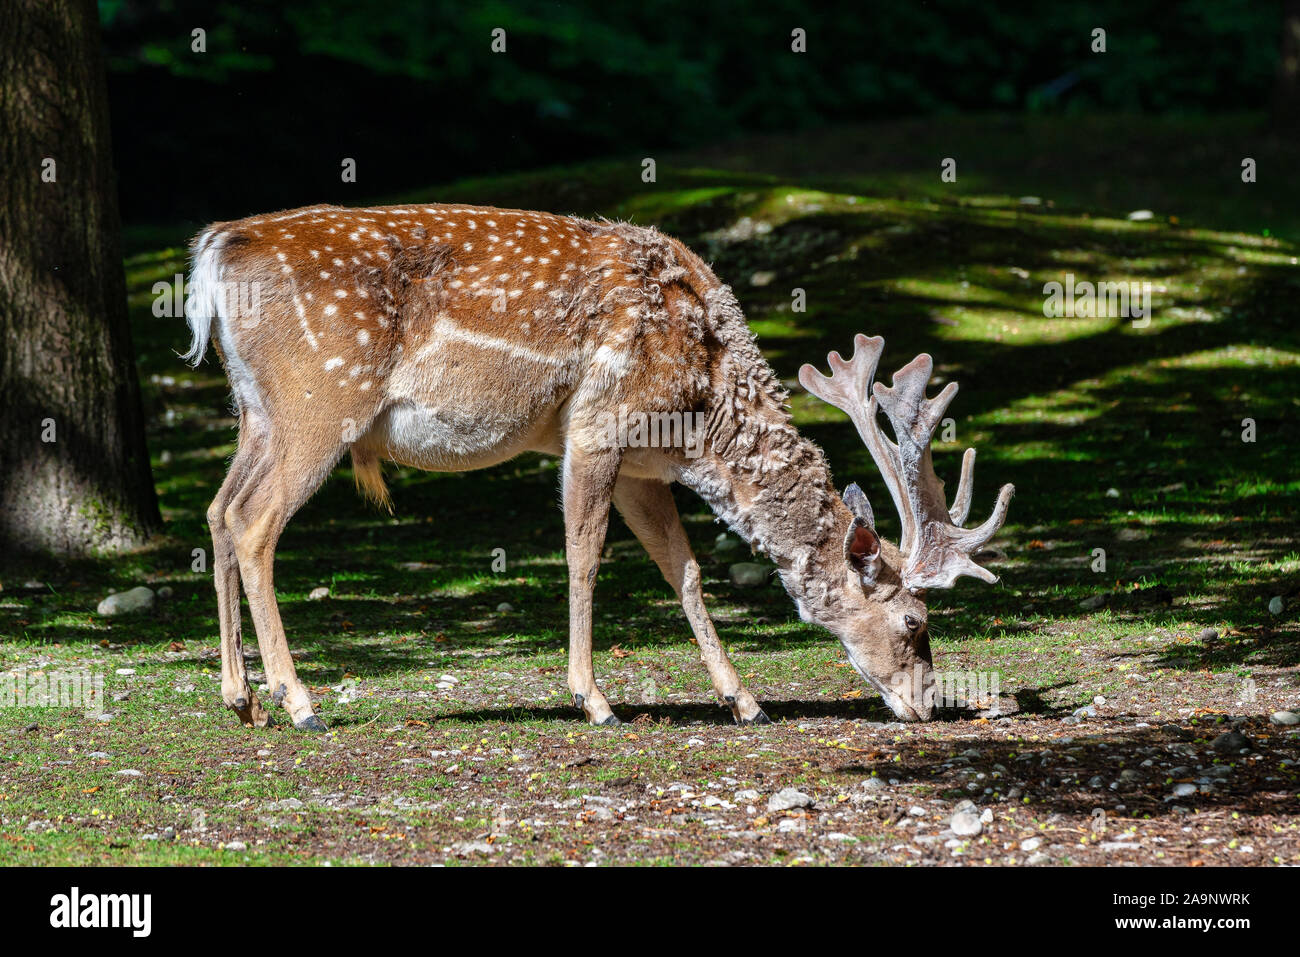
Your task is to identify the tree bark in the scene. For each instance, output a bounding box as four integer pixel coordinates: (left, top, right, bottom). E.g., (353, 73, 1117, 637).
(0, 0, 160, 556)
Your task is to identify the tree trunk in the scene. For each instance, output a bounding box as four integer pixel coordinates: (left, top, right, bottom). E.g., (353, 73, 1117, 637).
(0, 0, 160, 556)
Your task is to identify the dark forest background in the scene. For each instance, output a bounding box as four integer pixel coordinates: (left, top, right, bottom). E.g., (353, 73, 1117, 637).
(100, 0, 1291, 227)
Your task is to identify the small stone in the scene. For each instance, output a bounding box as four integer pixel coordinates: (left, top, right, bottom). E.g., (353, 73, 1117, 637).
(1171, 783, 1198, 798)
(1078, 595, 1106, 611)
(749, 270, 775, 287)
(767, 788, 814, 812)
(1100, 841, 1139, 852)
(1199, 628, 1219, 642)
(1027, 852, 1049, 865)
(307, 586, 330, 601)
(116, 769, 142, 777)
(1020, 837, 1042, 852)
(1268, 596, 1285, 616)
(224, 841, 247, 852)
(979, 808, 993, 824)
(734, 789, 760, 802)
(1269, 710, 1299, 726)
(115, 668, 135, 676)
(496, 602, 514, 613)
(157, 585, 174, 599)
(1093, 695, 1106, 706)
(950, 811, 982, 836)
(97, 586, 155, 617)
(1072, 705, 1097, 719)
(729, 563, 768, 587)
(976, 696, 1020, 718)
(1210, 729, 1251, 753)
(714, 533, 740, 554)
(1104, 487, 1120, 498)
(1127, 209, 1154, 221)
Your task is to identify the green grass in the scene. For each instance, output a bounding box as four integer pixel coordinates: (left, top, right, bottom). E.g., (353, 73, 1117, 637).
(2, 114, 1297, 865)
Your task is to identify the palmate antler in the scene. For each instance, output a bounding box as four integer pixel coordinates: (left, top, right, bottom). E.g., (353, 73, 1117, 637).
(798, 334, 1014, 591)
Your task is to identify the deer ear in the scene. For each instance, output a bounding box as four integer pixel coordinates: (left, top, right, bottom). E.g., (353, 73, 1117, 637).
(842, 482, 875, 528)
(844, 520, 882, 585)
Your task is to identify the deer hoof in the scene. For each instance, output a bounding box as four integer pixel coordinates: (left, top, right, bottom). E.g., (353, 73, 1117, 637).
(741, 710, 772, 726)
(294, 714, 327, 732)
(230, 697, 272, 728)
(598, 713, 621, 727)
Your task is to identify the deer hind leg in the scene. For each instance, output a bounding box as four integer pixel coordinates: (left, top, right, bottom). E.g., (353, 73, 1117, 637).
(563, 444, 624, 726)
(613, 476, 770, 725)
(226, 429, 346, 732)
(208, 417, 272, 727)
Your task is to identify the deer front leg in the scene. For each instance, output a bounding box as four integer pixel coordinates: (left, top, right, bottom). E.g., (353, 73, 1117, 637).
(563, 443, 623, 726)
(613, 477, 769, 724)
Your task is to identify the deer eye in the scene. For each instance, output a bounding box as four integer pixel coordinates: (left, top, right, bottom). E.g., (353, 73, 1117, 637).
(904, 614, 922, 632)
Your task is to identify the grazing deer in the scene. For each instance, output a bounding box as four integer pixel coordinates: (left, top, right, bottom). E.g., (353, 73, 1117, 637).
(183, 202, 1012, 730)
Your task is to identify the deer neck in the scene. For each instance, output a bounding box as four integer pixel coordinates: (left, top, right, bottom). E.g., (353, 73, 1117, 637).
(675, 371, 850, 619)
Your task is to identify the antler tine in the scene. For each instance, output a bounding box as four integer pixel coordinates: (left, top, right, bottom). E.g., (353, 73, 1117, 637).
(797, 333, 883, 415)
(949, 448, 976, 526)
(798, 335, 912, 531)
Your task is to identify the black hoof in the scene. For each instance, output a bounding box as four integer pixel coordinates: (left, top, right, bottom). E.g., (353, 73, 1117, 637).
(573, 692, 585, 711)
(599, 714, 621, 726)
(741, 709, 772, 725)
(232, 697, 248, 710)
(294, 714, 327, 732)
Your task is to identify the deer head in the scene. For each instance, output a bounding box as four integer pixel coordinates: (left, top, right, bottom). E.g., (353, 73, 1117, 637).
(797, 334, 1014, 720)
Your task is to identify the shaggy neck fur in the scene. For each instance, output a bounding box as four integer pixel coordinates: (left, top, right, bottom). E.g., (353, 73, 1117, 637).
(675, 289, 853, 619)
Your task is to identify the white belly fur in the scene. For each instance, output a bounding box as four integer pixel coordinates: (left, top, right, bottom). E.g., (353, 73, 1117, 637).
(368, 398, 564, 472)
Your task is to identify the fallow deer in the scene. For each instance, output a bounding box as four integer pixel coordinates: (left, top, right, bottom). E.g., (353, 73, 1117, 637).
(183, 202, 1012, 730)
